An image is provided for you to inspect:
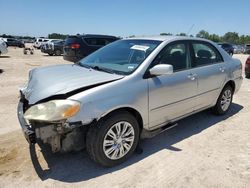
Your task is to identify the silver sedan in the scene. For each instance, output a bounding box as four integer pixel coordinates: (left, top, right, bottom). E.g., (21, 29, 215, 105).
(18, 36, 243, 167)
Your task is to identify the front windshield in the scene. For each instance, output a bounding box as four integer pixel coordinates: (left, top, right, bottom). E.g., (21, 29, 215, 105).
(79, 39, 161, 75)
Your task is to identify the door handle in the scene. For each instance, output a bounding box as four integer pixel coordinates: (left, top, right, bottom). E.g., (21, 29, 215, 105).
(188, 73, 197, 81)
(219, 67, 225, 73)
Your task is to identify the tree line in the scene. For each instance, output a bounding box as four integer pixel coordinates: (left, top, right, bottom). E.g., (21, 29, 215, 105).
(1, 31, 250, 44)
(160, 30, 250, 44)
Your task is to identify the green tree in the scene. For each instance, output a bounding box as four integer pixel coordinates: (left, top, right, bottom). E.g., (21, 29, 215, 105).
(196, 30, 210, 39)
(239, 35, 250, 44)
(160, 33, 172, 36)
(48, 33, 68, 39)
(208, 34, 221, 42)
(177, 33, 187, 36)
(223, 32, 239, 44)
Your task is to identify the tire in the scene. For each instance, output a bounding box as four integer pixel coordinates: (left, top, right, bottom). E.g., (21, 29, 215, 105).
(86, 111, 140, 167)
(55, 50, 61, 56)
(48, 53, 53, 56)
(212, 85, 233, 115)
(246, 73, 250, 79)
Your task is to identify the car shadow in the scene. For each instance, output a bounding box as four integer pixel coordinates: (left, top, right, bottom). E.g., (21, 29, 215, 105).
(0, 56, 10, 58)
(29, 103, 243, 182)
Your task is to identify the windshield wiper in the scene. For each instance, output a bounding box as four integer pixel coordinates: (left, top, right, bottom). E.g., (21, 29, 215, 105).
(80, 64, 92, 69)
(91, 66, 116, 74)
(80, 64, 126, 75)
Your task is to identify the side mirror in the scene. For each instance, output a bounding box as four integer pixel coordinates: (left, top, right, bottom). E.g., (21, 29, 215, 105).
(149, 64, 173, 76)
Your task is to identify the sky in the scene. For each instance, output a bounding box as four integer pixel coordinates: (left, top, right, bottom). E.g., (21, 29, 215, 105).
(1, 0, 250, 37)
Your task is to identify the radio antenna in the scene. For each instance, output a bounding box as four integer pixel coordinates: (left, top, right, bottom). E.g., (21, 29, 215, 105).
(187, 24, 195, 35)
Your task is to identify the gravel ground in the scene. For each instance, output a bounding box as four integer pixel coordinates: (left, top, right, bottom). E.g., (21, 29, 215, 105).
(0, 48, 249, 188)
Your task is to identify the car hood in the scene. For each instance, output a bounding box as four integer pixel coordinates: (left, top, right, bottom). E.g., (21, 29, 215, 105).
(21, 64, 124, 104)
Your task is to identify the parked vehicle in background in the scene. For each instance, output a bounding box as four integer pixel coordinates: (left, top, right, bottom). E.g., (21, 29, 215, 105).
(18, 36, 243, 167)
(34, 38, 59, 49)
(63, 34, 119, 62)
(233, 45, 245, 54)
(0, 38, 8, 55)
(245, 44, 250, 54)
(34, 38, 48, 49)
(245, 56, 250, 78)
(22, 39, 35, 44)
(40, 39, 62, 50)
(239, 45, 246, 54)
(3, 38, 25, 48)
(218, 43, 234, 56)
(41, 40, 65, 56)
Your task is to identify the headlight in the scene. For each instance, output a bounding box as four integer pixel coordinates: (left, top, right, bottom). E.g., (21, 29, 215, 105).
(24, 100, 80, 121)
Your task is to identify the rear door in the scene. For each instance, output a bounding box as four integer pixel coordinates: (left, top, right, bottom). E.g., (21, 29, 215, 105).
(189, 41, 227, 110)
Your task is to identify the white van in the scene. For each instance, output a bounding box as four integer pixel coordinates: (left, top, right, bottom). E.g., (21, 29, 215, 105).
(0, 38, 8, 55)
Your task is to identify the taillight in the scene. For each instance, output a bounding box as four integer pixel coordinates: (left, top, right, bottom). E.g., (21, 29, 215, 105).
(70, 43, 80, 49)
(246, 57, 250, 65)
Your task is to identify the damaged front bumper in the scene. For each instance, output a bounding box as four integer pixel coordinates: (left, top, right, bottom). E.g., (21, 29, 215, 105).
(17, 99, 87, 153)
(17, 101, 36, 144)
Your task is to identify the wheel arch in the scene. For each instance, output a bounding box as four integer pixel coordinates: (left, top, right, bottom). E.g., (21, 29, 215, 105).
(98, 107, 144, 131)
(224, 80, 235, 93)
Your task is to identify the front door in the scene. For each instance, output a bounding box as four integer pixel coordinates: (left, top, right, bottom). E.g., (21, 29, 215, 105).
(147, 41, 197, 129)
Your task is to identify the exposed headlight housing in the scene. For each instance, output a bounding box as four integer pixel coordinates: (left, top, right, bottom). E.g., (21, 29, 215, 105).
(24, 100, 80, 121)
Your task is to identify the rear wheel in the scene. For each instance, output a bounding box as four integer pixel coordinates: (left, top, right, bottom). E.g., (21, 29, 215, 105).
(212, 85, 233, 115)
(86, 111, 140, 167)
(55, 50, 61, 56)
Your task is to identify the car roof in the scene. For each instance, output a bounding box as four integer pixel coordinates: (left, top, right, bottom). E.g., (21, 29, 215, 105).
(124, 35, 212, 42)
(68, 34, 118, 39)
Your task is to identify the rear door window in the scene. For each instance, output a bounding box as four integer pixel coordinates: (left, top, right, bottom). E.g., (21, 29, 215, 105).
(96, 39, 106, 45)
(84, 38, 111, 46)
(84, 38, 98, 46)
(106, 38, 117, 44)
(191, 42, 223, 67)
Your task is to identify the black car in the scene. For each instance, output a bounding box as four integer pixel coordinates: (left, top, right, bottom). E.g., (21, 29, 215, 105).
(245, 44, 250, 54)
(5, 38, 25, 48)
(63, 34, 119, 62)
(41, 40, 65, 56)
(218, 43, 234, 56)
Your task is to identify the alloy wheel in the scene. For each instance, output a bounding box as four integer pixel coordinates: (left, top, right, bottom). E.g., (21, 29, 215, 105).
(220, 89, 232, 111)
(103, 121, 135, 160)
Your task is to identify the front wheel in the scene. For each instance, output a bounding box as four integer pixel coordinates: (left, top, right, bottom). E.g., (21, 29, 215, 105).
(86, 111, 140, 167)
(212, 85, 233, 115)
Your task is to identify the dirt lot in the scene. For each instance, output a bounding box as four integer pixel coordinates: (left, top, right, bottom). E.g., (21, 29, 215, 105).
(0, 48, 249, 188)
